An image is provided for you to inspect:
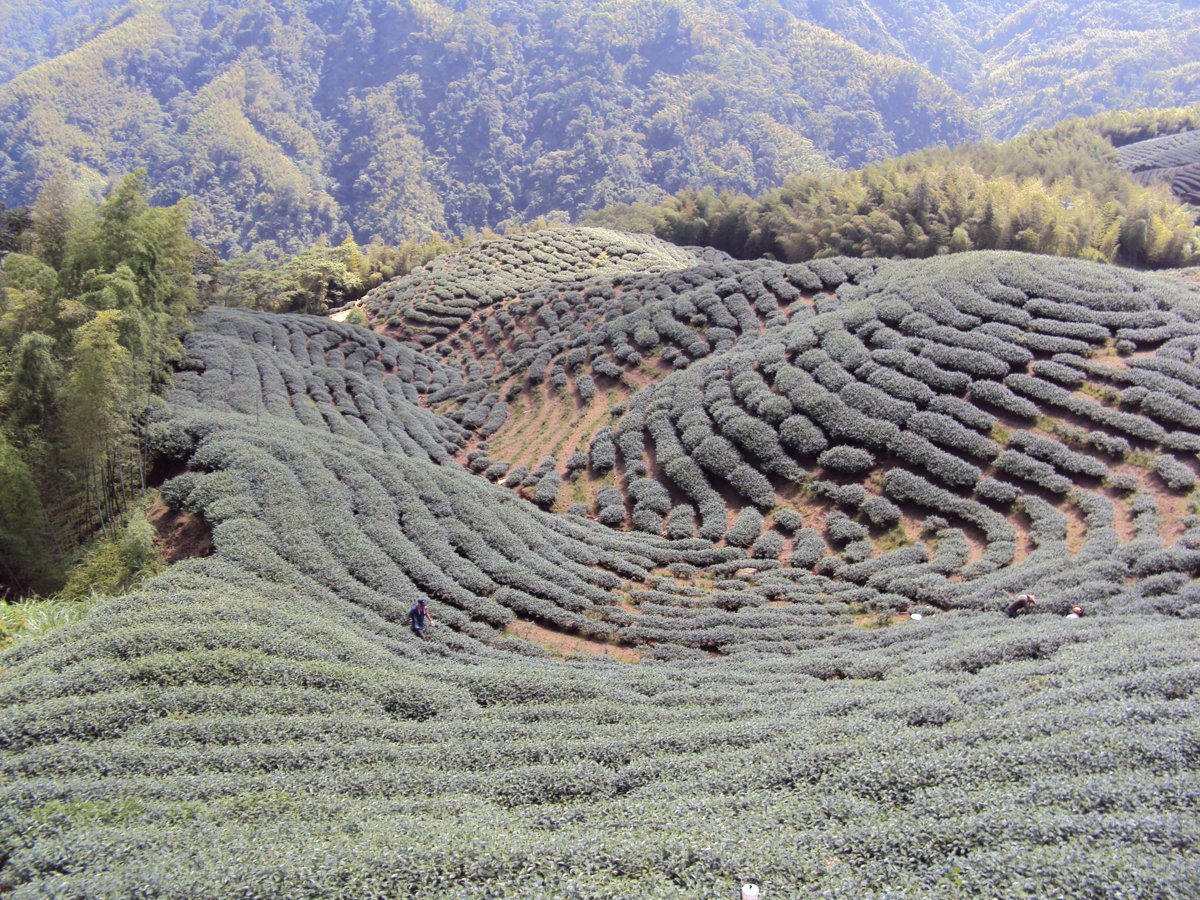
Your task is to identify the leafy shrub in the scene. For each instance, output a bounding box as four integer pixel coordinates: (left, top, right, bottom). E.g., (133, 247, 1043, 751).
(666, 505, 695, 539)
(589, 429, 617, 473)
(751, 532, 784, 559)
(780, 414, 829, 456)
(58, 510, 164, 602)
(725, 508, 764, 547)
(790, 528, 827, 567)
(818, 446, 875, 474)
(1154, 454, 1196, 491)
(534, 471, 562, 508)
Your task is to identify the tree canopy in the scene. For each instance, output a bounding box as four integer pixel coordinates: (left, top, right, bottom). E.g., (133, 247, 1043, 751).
(587, 112, 1200, 269)
(0, 171, 194, 593)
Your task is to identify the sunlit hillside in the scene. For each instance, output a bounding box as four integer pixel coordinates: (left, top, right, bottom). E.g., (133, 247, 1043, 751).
(4, 230, 1200, 895)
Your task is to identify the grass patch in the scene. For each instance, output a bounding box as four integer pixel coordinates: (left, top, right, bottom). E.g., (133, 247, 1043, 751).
(1, 494, 166, 654)
(1124, 449, 1157, 469)
(0, 594, 99, 654)
(877, 524, 913, 552)
(1078, 382, 1120, 405)
(571, 479, 589, 504)
(30, 799, 145, 828)
(845, 601, 896, 629)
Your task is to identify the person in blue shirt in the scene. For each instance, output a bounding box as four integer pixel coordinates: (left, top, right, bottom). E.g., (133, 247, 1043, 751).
(406, 598, 435, 639)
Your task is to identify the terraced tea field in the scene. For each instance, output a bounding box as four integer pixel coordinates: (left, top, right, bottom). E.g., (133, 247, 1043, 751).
(1117, 129, 1200, 206)
(2, 230, 1199, 896)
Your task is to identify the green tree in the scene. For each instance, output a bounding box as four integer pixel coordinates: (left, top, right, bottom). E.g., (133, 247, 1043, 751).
(949, 225, 973, 253)
(61, 311, 132, 465)
(78, 265, 148, 362)
(0, 253, 58, 345)
(281, 241, 366, 314)
(0, 171, 199, 586)
(61, 170, 194, 376)
(212, 241, 366, 314)
(60, 310, 134, 534)
(5, 333, 60, 436)
(1, 204, 30, 255)
(29, 171, 79, 270)
(0, 431, 50, 593)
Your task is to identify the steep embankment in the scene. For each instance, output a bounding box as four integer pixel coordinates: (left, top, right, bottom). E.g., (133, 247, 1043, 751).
(3, 232, 1200, 895)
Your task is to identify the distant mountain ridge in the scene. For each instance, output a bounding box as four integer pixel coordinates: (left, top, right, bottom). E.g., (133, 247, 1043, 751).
(0, 0, 1197, 256)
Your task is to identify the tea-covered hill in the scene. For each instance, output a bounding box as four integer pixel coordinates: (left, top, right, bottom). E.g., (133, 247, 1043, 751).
(1119, 129, 1200, 208)
(3, 230, 1200, 896)
(4, 0, 1200, 257)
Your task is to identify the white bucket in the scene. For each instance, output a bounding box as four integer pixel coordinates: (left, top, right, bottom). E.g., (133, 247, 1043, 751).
(742, 885, 761, 900)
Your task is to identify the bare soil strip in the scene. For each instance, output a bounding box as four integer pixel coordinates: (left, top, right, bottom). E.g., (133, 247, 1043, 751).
(504, 619, 643, 662)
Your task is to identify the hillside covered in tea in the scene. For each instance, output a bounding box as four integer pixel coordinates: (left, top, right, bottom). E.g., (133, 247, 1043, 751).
(1120, 129, 1200, 209)
(3, 228, 1200, 896)
(2, 0, 1199, 256)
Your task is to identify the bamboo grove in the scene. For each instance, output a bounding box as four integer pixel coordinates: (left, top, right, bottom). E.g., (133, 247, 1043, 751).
(0, 172, 194, 594)
(588, 111, 1200, 269)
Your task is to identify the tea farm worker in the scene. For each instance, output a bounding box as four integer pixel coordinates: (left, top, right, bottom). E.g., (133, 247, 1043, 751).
(407, 598, 435, 639)
(1066, 606, 1084, 619)
(1005, 593, 1037, 618)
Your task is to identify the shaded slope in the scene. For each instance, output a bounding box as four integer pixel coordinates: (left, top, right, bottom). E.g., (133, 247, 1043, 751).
(0, 0, 130, 84)
(974, 1, 1200, 136)
(3, 245, 1200, 895)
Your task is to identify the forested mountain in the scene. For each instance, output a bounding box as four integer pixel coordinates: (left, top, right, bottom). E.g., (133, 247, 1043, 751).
(0, 0, 130, 83)
(1, 0, 1197, 257)
(811, 0, 1200, 136)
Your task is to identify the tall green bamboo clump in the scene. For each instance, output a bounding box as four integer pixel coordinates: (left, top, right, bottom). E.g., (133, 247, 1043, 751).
(0, 170, 194, 594)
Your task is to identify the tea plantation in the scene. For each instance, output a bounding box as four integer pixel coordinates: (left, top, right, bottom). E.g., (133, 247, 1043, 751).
(3, 230, 1200, 897)
(1118, 128, 1200, 207)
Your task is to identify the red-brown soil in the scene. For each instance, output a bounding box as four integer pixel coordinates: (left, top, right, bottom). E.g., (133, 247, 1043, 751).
(149, 498, 214, 563)
(504, 619, 643, 662)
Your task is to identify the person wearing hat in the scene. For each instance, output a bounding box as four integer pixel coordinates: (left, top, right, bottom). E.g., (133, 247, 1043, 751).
(406, 598, 435, 639)
(1005, 593, 1037, 618)
(1066, 606, 1084, 619)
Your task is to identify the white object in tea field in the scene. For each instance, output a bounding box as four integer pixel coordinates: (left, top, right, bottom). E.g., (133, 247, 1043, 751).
(742, 885, 761, 900)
